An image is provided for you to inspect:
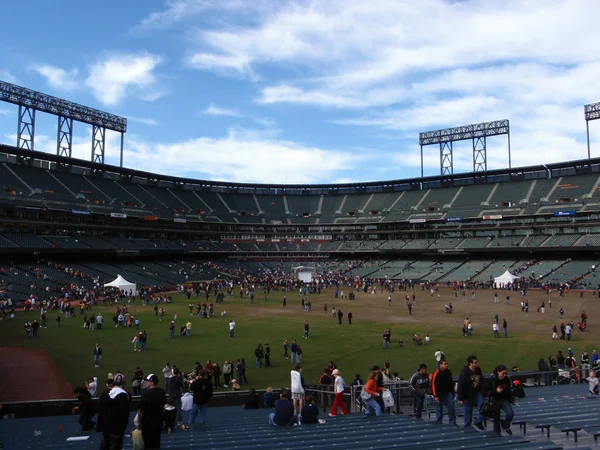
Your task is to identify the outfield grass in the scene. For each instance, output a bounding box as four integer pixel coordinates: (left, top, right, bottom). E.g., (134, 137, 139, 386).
(0, 287, 597, 398)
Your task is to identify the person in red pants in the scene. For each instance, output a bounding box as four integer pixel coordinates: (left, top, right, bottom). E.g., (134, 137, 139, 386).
(329, 369, 349, 416)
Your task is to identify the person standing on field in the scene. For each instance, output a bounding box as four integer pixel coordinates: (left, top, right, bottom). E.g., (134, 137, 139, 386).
(94, 343, 102, 368)
(329, 369, 349, 416)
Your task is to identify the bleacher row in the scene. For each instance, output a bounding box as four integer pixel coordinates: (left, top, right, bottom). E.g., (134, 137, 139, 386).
(0, 257, 597, 301)
(0, 384, 594, 450)
(3, 234, 600, 252)
(2, 161, 600, 224)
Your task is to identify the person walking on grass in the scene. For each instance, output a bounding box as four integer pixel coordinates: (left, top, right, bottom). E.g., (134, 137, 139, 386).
(329, 369, 349, 417)
(94, 343, 102, 368)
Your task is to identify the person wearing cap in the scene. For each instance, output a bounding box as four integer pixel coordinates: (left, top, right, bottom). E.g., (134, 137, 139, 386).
(97, 376, 129, 450)
(329, 369, 349, 417)
(138, 374, 167, 449)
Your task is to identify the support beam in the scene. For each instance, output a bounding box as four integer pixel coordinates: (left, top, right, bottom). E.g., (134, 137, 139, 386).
(473, 136, 487, 172)
(17, 105, 35, 150)
(440, 141, 453, 175)
(92, 125, 106, 164)
(120, 132, 124, 168)
(57, 116, 73, 158)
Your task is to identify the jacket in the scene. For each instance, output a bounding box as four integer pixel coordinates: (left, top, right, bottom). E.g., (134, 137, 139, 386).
(96, 387, 130, 434)
(457, 365, 484, 402)
(364, 379, 382, 397)
(190, 377, 213, 405)
(432, 368, 454, 397)
(409, 371, 429, 396)
(483, 374, 514, 404)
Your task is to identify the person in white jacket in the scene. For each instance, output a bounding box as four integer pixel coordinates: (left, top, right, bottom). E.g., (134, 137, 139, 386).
(290, 364, 305, 416)
(329, 369, 349, 416)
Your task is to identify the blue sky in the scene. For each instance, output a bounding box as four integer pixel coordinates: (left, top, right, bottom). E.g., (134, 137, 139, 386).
(1, 0, 600, 184)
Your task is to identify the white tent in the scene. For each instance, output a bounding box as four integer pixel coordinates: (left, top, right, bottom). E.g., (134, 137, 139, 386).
(494, 270, 519, 287)
(104, 274, 137, 295)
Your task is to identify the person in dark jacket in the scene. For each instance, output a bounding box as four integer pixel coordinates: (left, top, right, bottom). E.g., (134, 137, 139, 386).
(457, 355, 485, 430)
(242, 388, 260, 409)
(538, 357, 552, 386)
(97, 377, 130, 450)
(184, 369, 213, 429)
(167, 368, 184, 425)
(409, 363, 429, 418)
(137, 374, 167, 449)
(482, 364, 515, 435)
(73, 387, 95, 431)
(269, 390, 297, 426)
(432, 360, 456, 425)
(300, 395, 319, 424)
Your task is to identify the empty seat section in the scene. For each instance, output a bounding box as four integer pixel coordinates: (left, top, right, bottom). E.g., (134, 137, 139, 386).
(366, 192, 402, 212)
(341, 194, 371, 214)
(423, 186, 461, 212)
(488, 179, 534, 207)
(542, 234, 580, 247)
(9, 166, 73, 199)
(548, 173, 599, 202)
(2, 232, 53, 248)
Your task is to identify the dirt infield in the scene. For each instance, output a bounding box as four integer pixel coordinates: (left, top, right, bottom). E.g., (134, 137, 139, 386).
(0, 348, 75, 402)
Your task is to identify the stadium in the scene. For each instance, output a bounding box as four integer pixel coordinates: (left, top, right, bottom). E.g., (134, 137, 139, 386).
(2, 2, 600, 449)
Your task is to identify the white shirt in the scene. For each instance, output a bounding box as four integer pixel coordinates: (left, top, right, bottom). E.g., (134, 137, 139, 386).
(334, 375, 345, 394)
(290, 369, 304, 393)
(493, 323, 499, 331)
(229, 321, 235, 330)
(163, 366, 172, 379)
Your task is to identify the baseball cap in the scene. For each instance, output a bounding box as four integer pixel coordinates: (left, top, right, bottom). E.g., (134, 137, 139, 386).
(146, 374, 159, 384)
(372, 365, 380, 371)
(114, 374, 125, 386)
(332, 369, 340, 376)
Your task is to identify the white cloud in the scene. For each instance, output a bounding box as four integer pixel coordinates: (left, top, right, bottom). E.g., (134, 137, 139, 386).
(128, 116, 160, 126)
(0, 69, 17, 84)
(85, 52, 163, 106)
(202, 103, 240, 117)
(117, 128, 368, 184)
(34, 65, 79, 92)
(0, 108, 11, 116)
(134, 0, 257, 32)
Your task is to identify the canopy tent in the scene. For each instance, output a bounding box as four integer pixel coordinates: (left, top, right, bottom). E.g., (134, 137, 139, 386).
(292, 266, 316, 283)
(494, 270, 519, 286)
(104, 274, 137, 295)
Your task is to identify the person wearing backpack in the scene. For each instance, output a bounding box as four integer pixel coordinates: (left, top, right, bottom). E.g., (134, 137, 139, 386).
(482, 364, 515, 435)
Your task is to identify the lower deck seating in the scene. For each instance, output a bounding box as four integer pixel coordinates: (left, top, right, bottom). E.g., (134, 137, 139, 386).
(0, 403, 564, 450)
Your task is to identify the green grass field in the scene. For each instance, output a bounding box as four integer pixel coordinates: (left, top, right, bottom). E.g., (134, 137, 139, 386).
(0, 287, 597, 398)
